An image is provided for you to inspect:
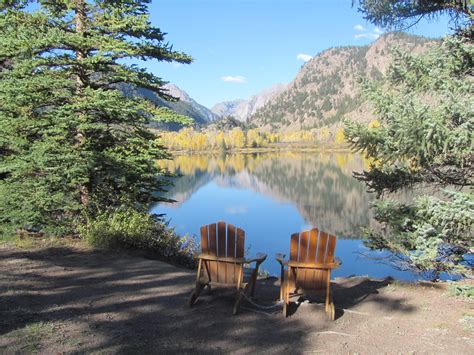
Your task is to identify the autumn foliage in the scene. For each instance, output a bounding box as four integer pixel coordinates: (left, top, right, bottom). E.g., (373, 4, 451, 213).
(158, 126, 348, 151)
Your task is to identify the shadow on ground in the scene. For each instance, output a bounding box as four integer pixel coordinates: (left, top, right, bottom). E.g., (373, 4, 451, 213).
(0, 246, 416, 353)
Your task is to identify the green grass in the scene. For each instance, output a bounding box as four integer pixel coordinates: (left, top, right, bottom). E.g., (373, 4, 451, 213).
(447, 283, 474, 299)
(459, 312, 474, 331)
(1, 233, 83, 250)
(7, 321, 60, 352)
(0, 234, 20, 246)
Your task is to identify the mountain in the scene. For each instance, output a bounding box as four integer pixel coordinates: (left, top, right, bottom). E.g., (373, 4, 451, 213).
(211, 83, 287, 122)
(249, 32, 434, 131)
(122, 83, 218, 127)
(204, 116, 246, 131)
(210, 100, 246, 118)
(160, 84, 219, 123)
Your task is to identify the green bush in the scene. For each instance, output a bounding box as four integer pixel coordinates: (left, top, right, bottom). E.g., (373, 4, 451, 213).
(448, 283, 474, 299)
(79, 208, 197, 268)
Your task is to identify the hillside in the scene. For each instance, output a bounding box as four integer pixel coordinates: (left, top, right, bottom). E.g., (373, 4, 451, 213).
(211, 83, 287, 122)
(249, 32, 434, 131)
(159, 84, 219, 123)
(121, 83, 218, 128)
(210, 99, 246, 119)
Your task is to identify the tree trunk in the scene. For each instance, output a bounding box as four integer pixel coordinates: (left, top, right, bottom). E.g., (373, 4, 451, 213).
(74, 0, 89, 207)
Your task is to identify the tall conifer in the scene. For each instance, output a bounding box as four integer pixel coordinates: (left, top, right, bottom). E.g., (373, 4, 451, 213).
(0, 0, 191, 235)
(346, 1, 473, 278)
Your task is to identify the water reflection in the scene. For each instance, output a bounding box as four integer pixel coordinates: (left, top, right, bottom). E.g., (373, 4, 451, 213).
(152, 152, 418, 280)
(157, 152, 373, 238)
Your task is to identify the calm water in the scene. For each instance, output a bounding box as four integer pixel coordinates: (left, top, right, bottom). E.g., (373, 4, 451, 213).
(151, 151, 418, 280)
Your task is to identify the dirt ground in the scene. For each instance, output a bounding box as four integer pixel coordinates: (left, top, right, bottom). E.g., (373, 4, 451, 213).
(1, 244, 473, 354)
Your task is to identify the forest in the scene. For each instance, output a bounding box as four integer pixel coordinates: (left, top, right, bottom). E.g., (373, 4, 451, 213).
(158, 125, 349, 151)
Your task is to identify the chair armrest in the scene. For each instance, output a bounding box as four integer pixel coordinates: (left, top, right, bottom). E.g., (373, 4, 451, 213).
(287, 260, 340, 269)
(245, 253, 267, 265)
(275, 253, 287, 267)
(196, 253, 246, 264)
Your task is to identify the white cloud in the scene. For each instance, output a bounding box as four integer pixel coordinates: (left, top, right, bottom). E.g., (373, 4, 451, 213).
(353, 24, 383, 40)
(172, 62, 183, 68)
(221, 75, 247, 83)
(354, 32, 380, 40)
(297, 53, 313, 62)
(225, 205, 248, 214)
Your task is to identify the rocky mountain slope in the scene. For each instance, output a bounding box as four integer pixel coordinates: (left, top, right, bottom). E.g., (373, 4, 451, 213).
(160, 84, 219, 123)
(210, 99, 246, 119)
(249, 32, 434, 131)
(211, 83, 287, 122)
(122, 83, 218, 127)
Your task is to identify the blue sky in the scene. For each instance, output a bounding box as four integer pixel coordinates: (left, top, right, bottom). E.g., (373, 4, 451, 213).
(146, 0, 452, 108)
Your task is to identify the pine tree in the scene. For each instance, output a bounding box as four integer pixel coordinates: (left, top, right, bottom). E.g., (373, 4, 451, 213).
(346, 0, 473, 280)
(345, 35, 473, 278)
(0, 0, 191, 235)
(352, 0, 473, 31)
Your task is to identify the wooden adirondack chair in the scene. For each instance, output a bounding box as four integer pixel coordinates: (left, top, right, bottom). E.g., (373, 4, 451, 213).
(189, 221, 267, 315)
(276, 228, 341, 320)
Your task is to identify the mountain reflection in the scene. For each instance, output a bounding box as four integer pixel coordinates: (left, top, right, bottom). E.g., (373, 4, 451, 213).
(158, 152, 374, 239)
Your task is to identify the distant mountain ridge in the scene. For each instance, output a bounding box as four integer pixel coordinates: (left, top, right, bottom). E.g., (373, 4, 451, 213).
(160, 84, 219, 123)
(249, 32, 434, 131)
(124, 32, 434, 131)
(210, 100, 245, 119)
(121, 83, 218, 127)
(211, 83, 287, 122)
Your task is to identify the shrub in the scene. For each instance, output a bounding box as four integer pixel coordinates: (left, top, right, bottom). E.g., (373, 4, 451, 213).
(79, 208, 196, 268)
(448, 283, 474, 299)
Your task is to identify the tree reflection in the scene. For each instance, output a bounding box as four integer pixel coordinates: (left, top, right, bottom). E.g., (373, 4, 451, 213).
(157, 152, 374, 238)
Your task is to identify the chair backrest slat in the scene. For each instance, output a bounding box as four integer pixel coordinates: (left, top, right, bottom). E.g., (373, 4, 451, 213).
(200, 225, 209, 253)
(208, 223, 217, 256)
(289, 227, 337, 290)
(217, 221, 227, 282)
(316, 231, 328, 264)
(298, 231, 309, 262)
(236, 227, 245, 258)
(206, 223, 218, 282)
(200, 221, 245, 284)
(226, 224, 236, 258)
(290, 233, 299, 261)
(226, 224, 237, 284)
(308, 228, 318, 262)
(326, 234, 337, 263)
(217, 221, 226, 257)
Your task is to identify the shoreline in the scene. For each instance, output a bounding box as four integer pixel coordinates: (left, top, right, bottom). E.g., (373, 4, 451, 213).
(167, 144, 354, 155)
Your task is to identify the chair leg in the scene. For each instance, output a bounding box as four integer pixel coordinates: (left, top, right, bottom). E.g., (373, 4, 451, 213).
(189, 282, 205, 307)
(279, 265, 285, 301)
(233, 293, 243, 315)
(325, 271, 335, 321)
(327, 301, 335, 321)
(249, 269, 258, 298)
(189, 259, 204, 307)
(284, 268, 291, 317)
(232, 266, 245, 315)
(290, 267, 298, 294)
(325, 283, 330, 313)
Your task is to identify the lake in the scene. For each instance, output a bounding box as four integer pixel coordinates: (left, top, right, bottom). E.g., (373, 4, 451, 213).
(151, 151, 419, 280)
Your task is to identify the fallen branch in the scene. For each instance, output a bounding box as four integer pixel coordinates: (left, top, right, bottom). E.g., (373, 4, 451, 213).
(312, 331, 354, 337)
(240, 306, 274, 316)
(339, 308, 370, 316)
